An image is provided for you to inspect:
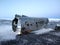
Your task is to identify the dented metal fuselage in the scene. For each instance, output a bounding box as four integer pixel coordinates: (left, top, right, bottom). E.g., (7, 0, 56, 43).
(12, 15, 49, 34)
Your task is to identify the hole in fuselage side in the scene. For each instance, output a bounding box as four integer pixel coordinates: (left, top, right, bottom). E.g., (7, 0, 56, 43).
(12, 18, 18, 32)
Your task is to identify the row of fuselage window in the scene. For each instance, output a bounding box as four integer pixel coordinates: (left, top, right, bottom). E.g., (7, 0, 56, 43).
(25, 21, 44, 27)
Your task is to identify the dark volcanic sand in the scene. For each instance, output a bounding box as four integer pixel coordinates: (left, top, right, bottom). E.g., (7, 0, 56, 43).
(1, 31, 60, 45)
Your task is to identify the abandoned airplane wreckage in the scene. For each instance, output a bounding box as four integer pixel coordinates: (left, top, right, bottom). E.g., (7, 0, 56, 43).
(12, 14, 49, 34)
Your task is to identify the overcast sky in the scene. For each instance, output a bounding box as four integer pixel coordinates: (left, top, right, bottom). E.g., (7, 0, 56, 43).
(0, 0, 60, 19)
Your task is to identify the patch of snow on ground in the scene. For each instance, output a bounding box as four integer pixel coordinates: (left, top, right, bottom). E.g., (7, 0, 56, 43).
(0, 25, 17, 41)
(33, 28, 54, 34)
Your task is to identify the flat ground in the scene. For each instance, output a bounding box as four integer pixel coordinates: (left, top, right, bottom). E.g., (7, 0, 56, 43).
(1, 30, 60, 45)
